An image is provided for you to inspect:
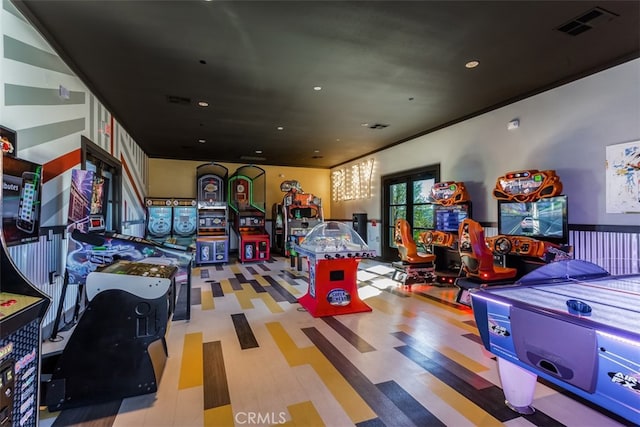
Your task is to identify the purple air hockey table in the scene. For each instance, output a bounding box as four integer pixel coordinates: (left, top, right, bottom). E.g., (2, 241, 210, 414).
(470, 260, 640, 424)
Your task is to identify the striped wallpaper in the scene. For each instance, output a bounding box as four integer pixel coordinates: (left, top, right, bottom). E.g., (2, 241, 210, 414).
(1, 0, 148, 228)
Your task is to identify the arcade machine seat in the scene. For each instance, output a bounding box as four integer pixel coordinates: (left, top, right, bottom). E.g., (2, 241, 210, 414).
(391, 219, 435, 286)
(455, 219, 517, 305)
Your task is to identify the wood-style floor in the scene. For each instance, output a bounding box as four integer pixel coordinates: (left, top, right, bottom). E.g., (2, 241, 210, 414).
(39, 256, 629, 427)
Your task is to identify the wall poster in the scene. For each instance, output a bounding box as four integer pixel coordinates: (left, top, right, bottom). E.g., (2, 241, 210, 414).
(605, 140, 640, 214)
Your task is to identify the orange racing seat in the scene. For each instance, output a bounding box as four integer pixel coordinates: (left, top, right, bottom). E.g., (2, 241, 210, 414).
(458, 219, 517, 281)
(394, 219, 435, 264)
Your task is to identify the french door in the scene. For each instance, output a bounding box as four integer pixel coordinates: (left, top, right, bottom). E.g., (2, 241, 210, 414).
(380, 164, 439, 261)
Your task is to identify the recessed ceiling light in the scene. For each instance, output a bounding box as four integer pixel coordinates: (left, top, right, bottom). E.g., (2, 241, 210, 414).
(198, 139, 206, 143)
(465, 60, 480, 69)
(314, 149, 320, 153)
(255, 150, 263, 154)
(361, 123, 369, 127)
(197, 100, 209, 107)
(313, 86, 322, 91)
(277, 126, 284, 131)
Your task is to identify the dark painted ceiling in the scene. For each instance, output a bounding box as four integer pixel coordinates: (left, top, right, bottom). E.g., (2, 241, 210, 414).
(13, 1, 640, 168)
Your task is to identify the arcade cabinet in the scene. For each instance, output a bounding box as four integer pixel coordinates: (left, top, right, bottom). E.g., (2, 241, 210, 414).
(391, 218, 435, 286)
(455, 170, 572, 305)
(43, 259, 177, 411)
(228, 165, 270, 263)
(0, 154, 51, 427)
(419, 181, 472, 285)
(281, 180, 323, 270)
(145, 198, 197, 248)
(171, 198, 197, 247)
(145, 197, 173, 245)
(196, 163, 229, 264)
(490, 169, 572, 273)
(293, 221, 376, 317)
(271, 203, 285, 254)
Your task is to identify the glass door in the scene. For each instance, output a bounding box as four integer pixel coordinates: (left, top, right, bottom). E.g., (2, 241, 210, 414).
(381, 165, 439, 261)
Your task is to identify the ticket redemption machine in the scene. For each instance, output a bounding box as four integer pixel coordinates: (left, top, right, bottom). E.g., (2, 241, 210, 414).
(420, 181, 472, 285)
(196, 163, 229, 265)
(293, 222, 376, 317)
(228, 165, 270, 263)
(0, 154, 51, 427)
(456, 170, 572, 305)
(43, 259, 177, 411)
(281, 180, 323, 270)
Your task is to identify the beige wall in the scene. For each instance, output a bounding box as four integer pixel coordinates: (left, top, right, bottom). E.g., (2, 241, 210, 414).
(148, 159, 332, 219)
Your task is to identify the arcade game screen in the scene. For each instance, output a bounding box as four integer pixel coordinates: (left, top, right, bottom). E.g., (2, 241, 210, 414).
(434, 203, 470, 233)
(498, 195, 568, 243)
(2, 156, 42, 245)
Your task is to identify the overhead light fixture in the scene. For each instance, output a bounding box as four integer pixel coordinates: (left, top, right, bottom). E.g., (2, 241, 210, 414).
(465, 60, 480, 69)
(255, 150, 263, 154)
(313, 86, 322, 91)
(197, 100, 209, 107)
(277, 126, 284, 131)
(314, 149, 320, 153)
(198, 139, 206, 143)
(360, 123, 369, 127)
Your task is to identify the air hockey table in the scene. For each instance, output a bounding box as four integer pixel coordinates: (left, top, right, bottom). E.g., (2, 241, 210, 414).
(470, 260, 639, 424)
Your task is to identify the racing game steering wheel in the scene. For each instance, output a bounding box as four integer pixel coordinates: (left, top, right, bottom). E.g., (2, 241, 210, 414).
(494, 236, 512, 255)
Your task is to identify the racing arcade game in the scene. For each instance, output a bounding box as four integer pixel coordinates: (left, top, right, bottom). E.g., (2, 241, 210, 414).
(281, 180, 323, 270)
(228, 165, 270, 263)
(455, 170, 572, 305)
(391, 218, 435, 286)
(0, 153, 50, 427)
(196, 163, 229, 265)
(419, 181, 472, 285)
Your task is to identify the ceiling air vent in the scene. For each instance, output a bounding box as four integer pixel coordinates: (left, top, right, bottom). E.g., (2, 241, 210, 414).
(240, 155, 266, 161)
(556, 7, 618, 36)
(166, 95, 192, 105)
(369, 123, 389, 130)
